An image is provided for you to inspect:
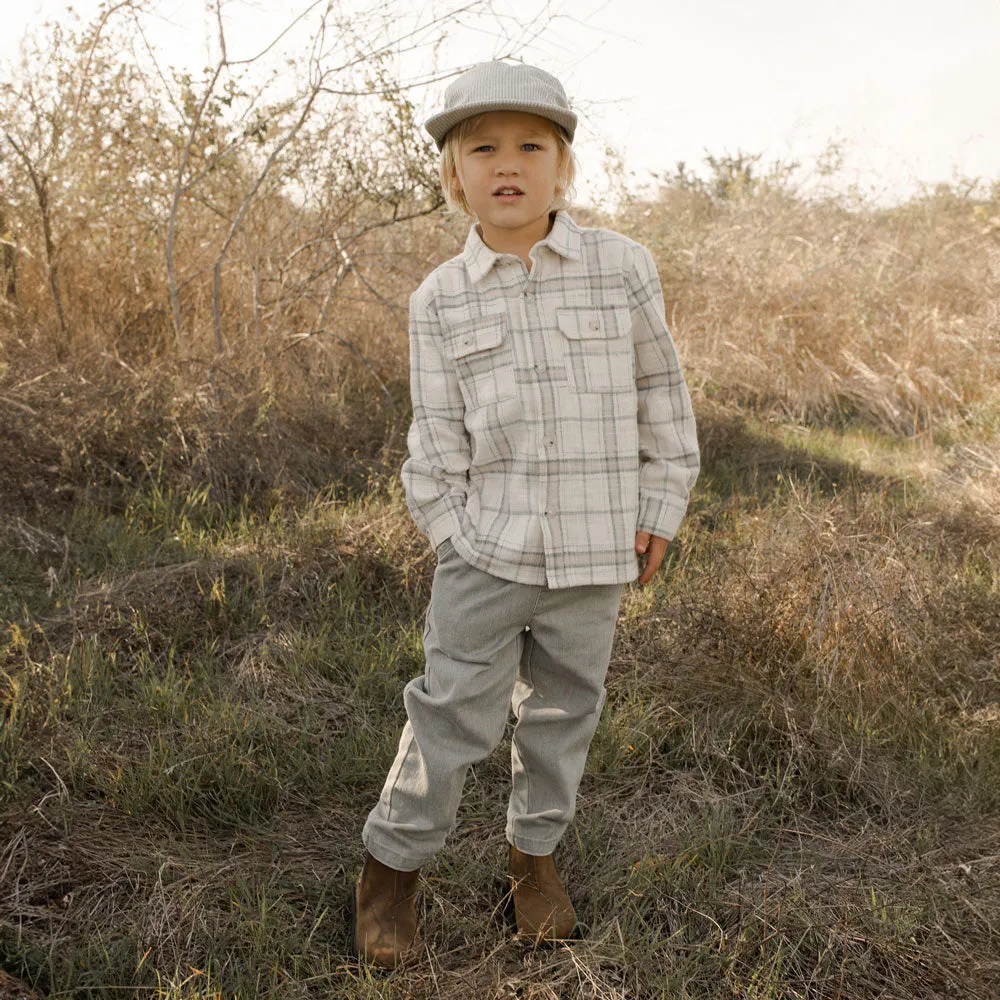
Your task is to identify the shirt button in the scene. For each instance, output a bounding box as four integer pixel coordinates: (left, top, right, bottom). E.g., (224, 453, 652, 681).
(589, 317, 600, 331)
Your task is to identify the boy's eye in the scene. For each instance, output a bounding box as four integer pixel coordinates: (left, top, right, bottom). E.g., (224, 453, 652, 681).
(471, 143, 542, 152)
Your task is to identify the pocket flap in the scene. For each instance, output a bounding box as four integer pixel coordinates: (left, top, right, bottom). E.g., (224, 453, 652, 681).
(556, 305, 627, 340)
(445, 315, 506, 359)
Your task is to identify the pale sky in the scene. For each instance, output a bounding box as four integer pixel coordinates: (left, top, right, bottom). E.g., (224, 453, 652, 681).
(3, 0, 999, 209)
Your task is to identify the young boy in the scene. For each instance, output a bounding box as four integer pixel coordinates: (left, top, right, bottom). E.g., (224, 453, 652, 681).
(352, 60, 700, 967)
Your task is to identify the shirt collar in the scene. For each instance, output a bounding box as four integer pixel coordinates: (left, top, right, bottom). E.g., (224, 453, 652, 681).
(463, 209, 583, 285)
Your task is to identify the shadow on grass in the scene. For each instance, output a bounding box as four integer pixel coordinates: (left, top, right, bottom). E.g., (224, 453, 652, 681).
(691, 403, 911, 514)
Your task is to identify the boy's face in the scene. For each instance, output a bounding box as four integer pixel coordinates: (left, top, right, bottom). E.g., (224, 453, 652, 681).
(455, 110, 561, 244)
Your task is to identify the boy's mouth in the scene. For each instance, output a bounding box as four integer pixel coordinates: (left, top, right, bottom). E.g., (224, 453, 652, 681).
(493, 186, 524, 201)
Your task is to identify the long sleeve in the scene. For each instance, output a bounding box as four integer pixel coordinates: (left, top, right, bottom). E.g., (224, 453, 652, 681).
(625, 241, 700, 539)
(399, 285, 472, 550)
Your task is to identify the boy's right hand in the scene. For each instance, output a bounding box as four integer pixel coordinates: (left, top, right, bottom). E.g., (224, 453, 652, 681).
(634, 531, 669, 586)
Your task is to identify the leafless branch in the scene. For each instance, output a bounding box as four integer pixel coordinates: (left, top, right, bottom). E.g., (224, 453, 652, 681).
(276, 327, 396, 412)
(4, 131, 68, 345)
(211, 70, 327, 353)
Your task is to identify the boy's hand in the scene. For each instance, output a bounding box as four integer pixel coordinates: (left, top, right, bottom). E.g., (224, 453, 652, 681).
(634, 531, 669, 586)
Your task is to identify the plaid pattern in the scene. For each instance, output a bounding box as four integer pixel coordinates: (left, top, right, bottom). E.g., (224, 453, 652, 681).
(401, 209, 700, 588)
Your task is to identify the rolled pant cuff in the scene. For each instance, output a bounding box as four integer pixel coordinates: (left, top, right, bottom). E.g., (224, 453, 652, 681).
(505, 828, 563, 857)
(362, 832, 427, 873)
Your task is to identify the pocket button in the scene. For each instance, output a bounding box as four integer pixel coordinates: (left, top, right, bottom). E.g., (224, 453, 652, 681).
(589, 317, 600, 331)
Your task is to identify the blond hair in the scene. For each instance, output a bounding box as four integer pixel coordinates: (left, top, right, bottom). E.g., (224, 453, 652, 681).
(439, 113, 577, 219)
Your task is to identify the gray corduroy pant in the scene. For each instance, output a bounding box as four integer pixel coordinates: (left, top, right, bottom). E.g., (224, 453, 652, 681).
(362, 535, 625, 871)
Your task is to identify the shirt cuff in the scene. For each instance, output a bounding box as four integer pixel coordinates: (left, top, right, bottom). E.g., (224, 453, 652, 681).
(636, 492, 686, 540)
(426, 509, 464, 551)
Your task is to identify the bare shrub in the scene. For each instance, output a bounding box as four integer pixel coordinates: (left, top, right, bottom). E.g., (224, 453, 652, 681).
(0, 0, 509, 375)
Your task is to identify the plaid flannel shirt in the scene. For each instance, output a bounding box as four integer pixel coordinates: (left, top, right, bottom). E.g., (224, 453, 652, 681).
(401, 208, 700, 589)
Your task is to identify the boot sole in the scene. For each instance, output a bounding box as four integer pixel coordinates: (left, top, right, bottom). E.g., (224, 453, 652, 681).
(514, 922, 583, 946)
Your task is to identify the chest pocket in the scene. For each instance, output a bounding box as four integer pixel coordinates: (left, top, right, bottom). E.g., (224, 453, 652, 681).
(442, 313, 517, 409)
(555, 298, 634, 393)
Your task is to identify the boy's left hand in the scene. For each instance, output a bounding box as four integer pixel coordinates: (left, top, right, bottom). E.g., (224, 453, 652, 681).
(634, 531, 669, 586)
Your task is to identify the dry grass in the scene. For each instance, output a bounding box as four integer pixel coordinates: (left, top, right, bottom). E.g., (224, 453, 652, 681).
(617, 184, 1000, 436)
(2, 179, 1000, 998)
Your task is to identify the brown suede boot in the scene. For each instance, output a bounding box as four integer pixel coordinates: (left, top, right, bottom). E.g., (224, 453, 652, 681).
(352, 850, 422, 968)
(507, 844, 578, 942)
